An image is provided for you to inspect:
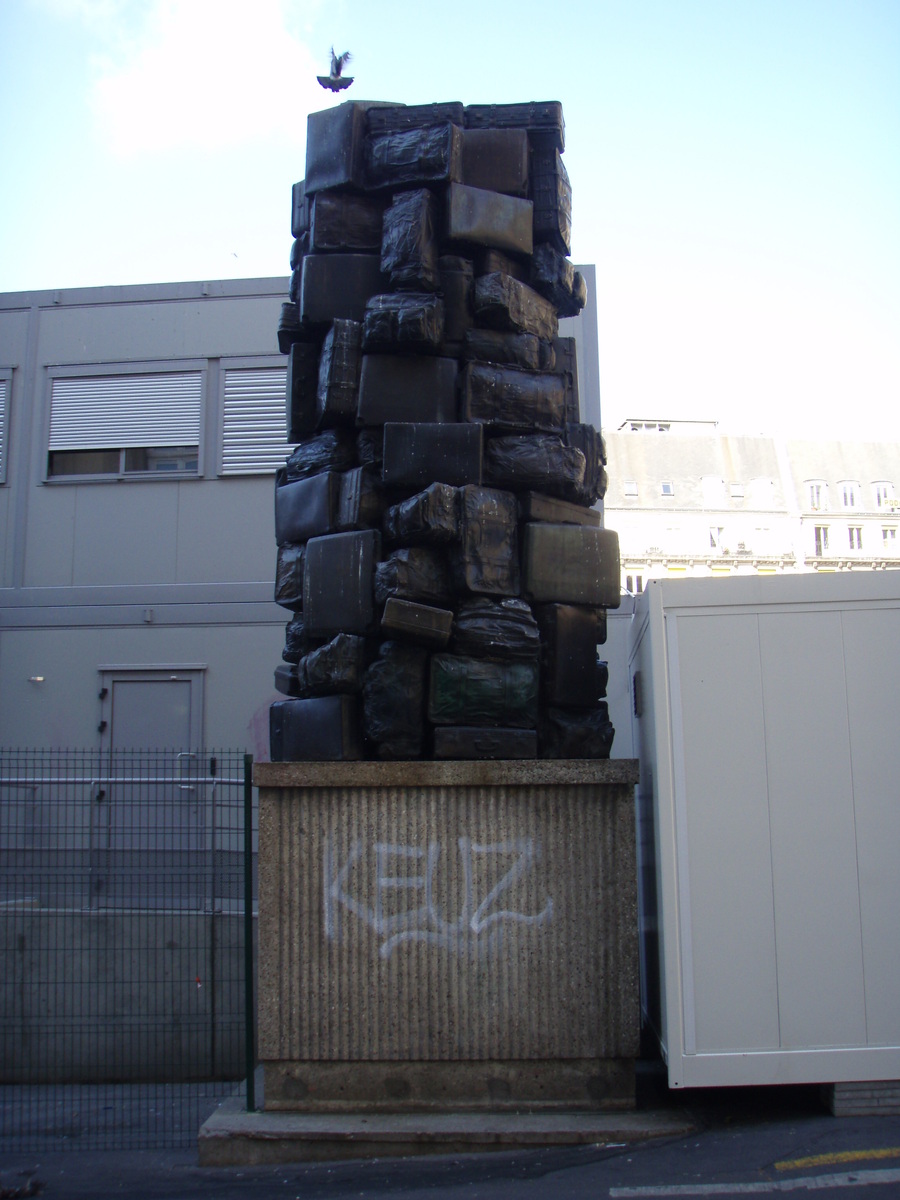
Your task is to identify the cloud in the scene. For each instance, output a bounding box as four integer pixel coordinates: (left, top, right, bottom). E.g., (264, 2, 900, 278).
(88, 0, 331, 156)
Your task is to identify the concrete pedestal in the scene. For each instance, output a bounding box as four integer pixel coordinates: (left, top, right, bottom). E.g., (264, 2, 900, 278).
(254, 759, 640, 1114)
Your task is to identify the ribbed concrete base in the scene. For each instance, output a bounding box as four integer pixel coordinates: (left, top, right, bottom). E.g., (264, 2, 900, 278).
(822, 1080, 900, 1116)
(198, 1091, 695, 1166)
(264, 1058, 635, 1111)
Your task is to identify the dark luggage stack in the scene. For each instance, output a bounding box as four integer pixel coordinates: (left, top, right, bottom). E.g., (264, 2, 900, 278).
(271, 99, 619, 761)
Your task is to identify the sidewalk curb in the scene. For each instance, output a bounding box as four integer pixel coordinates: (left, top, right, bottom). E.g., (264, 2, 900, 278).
(198, 1096, 697, 1166)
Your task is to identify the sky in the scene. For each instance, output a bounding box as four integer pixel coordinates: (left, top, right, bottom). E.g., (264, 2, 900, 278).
(1, 0, 898, 439)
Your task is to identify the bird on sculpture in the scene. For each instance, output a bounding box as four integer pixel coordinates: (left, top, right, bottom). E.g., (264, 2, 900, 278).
(318, 48, 353, 91)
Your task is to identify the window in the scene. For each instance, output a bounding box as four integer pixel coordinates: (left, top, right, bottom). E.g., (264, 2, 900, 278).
(625, 574, 644, 594)
(874, 481, 895, 508)
(623, 480, 638, 498)
(807, 480, 827, 511)
(661, 480, 675, 497)
(729, 481, 744, 499)
(814, 525, 829, 556)
(884, 527, 897, 548)
(0, 373, 9, 484)
(849, 526, 862, 550)
(839, 480, 860, 508)
(221, 365, 291, 474)
(47, 370, 202, 478)
(629, 421, 670, 433)
(709, 526, 724, 549)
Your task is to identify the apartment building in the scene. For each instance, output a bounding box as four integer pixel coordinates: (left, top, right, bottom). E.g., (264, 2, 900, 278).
(603, 420, 899, 594)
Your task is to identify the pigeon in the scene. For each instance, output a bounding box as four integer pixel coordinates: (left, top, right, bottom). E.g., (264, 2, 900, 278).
(318, 48, 353, 91)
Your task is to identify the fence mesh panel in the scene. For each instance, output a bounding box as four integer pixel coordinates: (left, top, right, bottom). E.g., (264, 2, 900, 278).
(0, 748, 257, 1152)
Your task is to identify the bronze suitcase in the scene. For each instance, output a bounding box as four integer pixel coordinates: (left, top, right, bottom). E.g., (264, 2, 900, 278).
(300, 253, 388, 326)
(530, 244, 585, 316)
(535, 603, 607, 707)
(362, 293, 445, 352)
(309, 191, 385, 253)
(460, 362, 565, 432)
(274, 543, 305, 610)
(316, 319, 363, 427)
(274, 471, 341, 546)
(438, 255, 474, 344)
(449, 485, 520, 597)
(303, 529, 381, 636)
(539, 703, 614, 759)
(305, 102, 369, 193)
(521, 524, 620, 607)
(274, 663, 301, 697)
(518, 490, 600, 527)
(297, 632, 367, 696)
(269, 695, 363, 761)
(277, 301, 308, 355)
(366, 123, 462, 190)
(464, 101, 565, 152)
(381, 188, 440, 291)
(484, 434, 586, 503)
(450, 596, 540, 661)
(374, 547, 452, 607)
(284, 429, 356, 481)
(367, 102, 465, 135)
(445, 182, 533, 257)
(531, 144, 572, 255)
(337, 467, 384, 531)
(428, 654, 539, 728)
(473, 272, 558, 341)
(291, 179, 310, 238)
(460, 128, 530, 197)
(383, 482, 460, 545)
(381, 422, 482, 490)
(433, 726, 537, 759)
(463, 328, 549, 372)
(286, 340, 320, 441)
(380, 597, 454, 648)
(362, 642, 429, 759)
(357, 355, 458, 425)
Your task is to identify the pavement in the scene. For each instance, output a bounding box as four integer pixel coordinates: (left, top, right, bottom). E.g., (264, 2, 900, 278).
(4, 1077, 900, 1199)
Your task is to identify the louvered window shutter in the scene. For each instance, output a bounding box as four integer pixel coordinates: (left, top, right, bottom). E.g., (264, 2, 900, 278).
(49, 373, 202, 450)
(0, 379, 8, 482)
(221, 367, 292, 474)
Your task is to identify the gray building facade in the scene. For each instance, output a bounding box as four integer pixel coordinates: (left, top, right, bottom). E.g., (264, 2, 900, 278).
(0, 272, 601, 755)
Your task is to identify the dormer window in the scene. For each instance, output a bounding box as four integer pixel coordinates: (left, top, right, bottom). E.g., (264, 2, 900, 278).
(807, 480, 827, 511)
(839, 480, 860, 509)
(874, 481, 895, 509)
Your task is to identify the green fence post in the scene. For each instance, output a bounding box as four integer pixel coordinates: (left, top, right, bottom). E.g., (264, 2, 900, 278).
(243, 753, 255, 1112)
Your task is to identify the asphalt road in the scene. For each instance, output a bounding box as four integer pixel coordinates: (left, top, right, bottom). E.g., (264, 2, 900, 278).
(3, 1087, 900, 1200)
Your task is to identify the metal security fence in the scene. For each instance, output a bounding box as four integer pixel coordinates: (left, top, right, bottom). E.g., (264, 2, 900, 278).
(0, 749, 257, 1151)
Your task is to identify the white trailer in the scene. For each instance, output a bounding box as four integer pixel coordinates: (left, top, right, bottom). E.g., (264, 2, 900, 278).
(630, 572, 900, 1088)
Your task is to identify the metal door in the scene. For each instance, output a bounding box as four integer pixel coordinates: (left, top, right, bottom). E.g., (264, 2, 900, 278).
(96, 668, 206, 905)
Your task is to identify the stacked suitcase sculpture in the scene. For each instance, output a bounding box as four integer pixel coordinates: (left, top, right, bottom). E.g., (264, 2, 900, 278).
(271, 99, 620, 761)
